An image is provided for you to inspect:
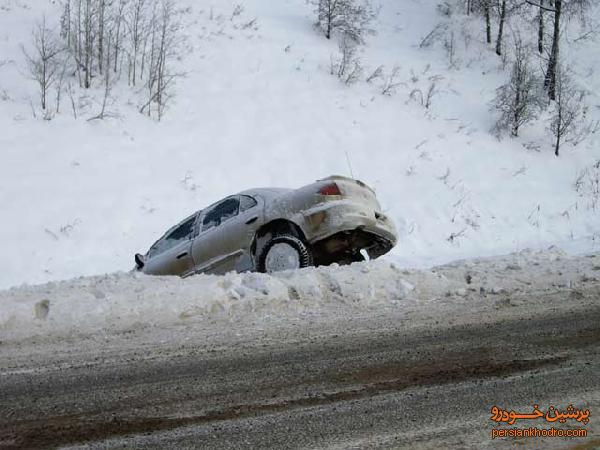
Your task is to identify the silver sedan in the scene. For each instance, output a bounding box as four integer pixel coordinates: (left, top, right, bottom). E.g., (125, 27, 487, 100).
(135, 176, 397, 275)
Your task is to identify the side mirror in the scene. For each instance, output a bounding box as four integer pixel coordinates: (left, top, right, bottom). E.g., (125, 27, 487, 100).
(134, 253, 145, 270)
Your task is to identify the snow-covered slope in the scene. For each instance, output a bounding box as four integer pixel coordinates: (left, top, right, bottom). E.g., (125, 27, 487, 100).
(1, 0, 599, 289)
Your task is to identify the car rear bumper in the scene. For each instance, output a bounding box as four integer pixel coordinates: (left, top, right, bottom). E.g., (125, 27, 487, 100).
(302, 200, 398, 251)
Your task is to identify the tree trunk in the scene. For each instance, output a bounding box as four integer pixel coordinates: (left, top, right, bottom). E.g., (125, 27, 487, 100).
(485, 0, 492, 44)
(555, 99, 562, 156)
(98, 0, 104, 74)
(512, 81, 521, 137)
(84, 0, 91, 88)
(545, 0, 561, 100)
(538, 0, 544, 53)
(495, 0, 506, 56)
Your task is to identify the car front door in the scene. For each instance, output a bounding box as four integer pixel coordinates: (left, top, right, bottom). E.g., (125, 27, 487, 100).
(191, 195, 263, 274)
(144, 214, 197, 276)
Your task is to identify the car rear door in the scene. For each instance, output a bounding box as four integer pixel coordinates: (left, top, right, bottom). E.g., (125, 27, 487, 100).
(191, 195, 262, 274)
(214, 195, 262, 272)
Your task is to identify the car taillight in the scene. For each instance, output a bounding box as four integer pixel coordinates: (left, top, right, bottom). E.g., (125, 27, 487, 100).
(318, 183, 342, 196)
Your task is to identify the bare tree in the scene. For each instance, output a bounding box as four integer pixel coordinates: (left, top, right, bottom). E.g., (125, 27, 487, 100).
(22, 16, 63, 111)
(89, 31, 114, 120)
(526, 0, 591, 99)
(467, 0, 492, 44)
(128, 0, 148, 85)
(140, 0, 181, 120)
(492, 37, 540, 137)
(544, 0, 561, 100)
(50, 0, 184, 119)
(548, 67, 589, 156)
(97, 0, 106, 74)
(495, 0, 506, 55)
(537, 0, 545, 53)
(112, 0, 127, 73)
(484, 0, 492, 44)
(314, 0, 376, 44)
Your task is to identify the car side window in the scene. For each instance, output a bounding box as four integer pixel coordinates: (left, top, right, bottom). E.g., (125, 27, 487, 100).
(202, 197, 240, 232)
(166, 216, 196, 242)
(240, 195, 258, 212)
(149, 215, 196, 257)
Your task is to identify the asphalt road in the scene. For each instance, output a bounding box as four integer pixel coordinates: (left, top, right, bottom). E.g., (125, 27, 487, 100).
(1, 285, 599, 449)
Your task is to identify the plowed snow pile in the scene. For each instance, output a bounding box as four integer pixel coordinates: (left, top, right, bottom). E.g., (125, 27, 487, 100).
(1, 248, 597, 341)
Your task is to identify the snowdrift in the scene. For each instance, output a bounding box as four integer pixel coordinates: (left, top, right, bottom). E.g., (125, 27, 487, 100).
(1, 247, 595, 342)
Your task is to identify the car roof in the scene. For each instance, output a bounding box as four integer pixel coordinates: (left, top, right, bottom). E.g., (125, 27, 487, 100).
(238, 187, 292, 201)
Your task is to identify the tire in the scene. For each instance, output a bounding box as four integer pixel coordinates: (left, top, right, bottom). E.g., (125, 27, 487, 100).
(257, 234, 313, 273)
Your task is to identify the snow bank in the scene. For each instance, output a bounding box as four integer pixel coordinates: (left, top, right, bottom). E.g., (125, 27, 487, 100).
(0, 260, 418, 340)
(2, 247, 596, 342)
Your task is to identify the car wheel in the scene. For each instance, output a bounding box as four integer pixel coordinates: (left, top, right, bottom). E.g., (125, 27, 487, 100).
(258, 234, 312, 273)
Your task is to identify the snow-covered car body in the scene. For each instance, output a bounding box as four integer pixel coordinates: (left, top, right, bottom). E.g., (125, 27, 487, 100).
(136, 176, 397, 276)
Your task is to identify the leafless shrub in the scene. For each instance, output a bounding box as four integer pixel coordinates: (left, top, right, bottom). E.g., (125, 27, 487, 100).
(365, 64, 383, 83)
(419, 23, 447, 48)
(240, 18, 258, 30)
(425, 80, 438, 109)
(408, 78, 439, 109)
(330, 34, 363, 85)
(447, 228, 467, 243)
(22, 16, 63, 112)
(380, 65, 403, 96)
(492, 37, 541, 137)
(231, 4, 244, 20)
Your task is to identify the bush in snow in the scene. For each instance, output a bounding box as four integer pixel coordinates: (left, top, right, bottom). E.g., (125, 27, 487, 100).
(491, 37, 541, 137)
(314, 0, 377, 44)
(22, 16, 64, 113)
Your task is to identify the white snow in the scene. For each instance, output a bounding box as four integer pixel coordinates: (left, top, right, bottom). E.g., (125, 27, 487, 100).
(0, 0, 599, 290)
(1, 248, 597, 342)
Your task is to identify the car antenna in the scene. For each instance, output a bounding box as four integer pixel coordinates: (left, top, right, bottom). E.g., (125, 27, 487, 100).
(344, 150, 355, 179)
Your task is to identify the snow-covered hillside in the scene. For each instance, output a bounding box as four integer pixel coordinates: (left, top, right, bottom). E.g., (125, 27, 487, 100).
(1, 0, 599, 289)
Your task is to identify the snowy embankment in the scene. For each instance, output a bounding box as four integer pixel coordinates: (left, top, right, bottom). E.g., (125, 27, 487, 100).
(1, 248, 597, 342)
(0, 0, 599, 290)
